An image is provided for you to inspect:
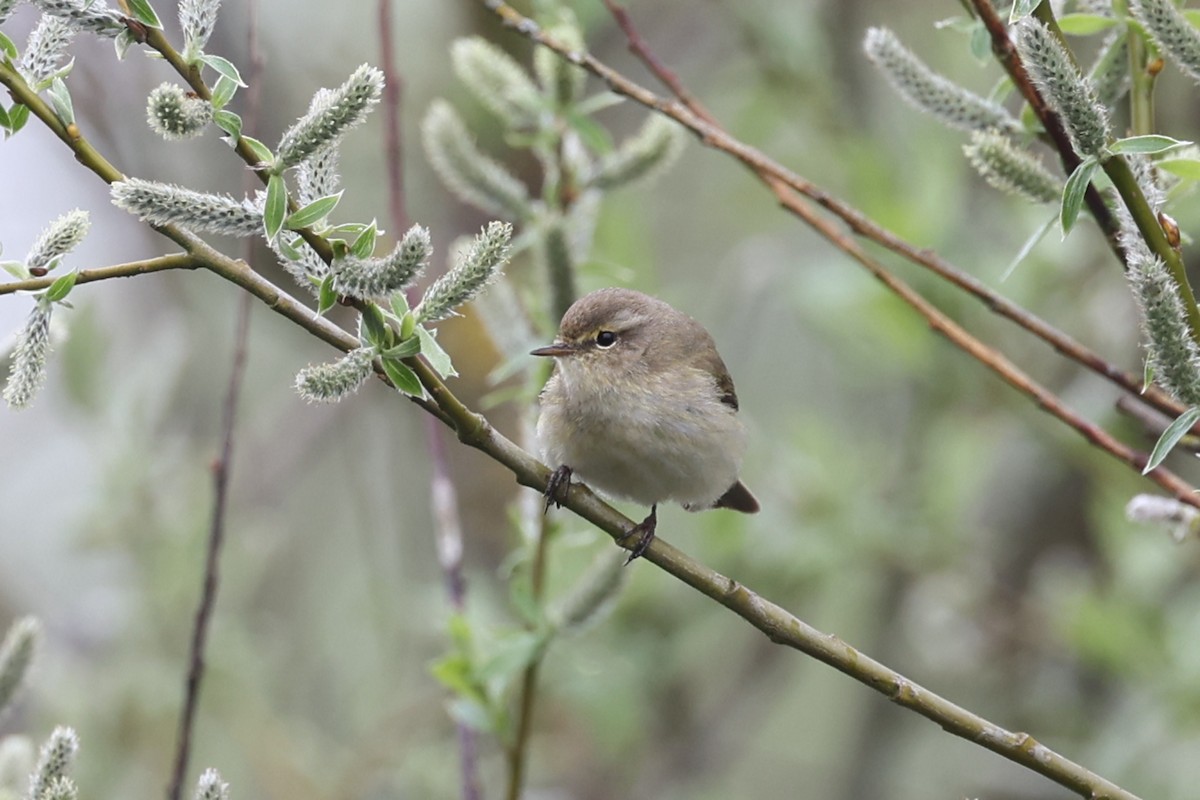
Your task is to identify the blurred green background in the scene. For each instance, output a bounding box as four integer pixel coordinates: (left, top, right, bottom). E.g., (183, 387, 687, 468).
(3, 1, 1200, 798)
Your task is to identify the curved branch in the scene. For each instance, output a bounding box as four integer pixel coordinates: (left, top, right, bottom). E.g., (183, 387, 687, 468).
(0, 254, 200, 295)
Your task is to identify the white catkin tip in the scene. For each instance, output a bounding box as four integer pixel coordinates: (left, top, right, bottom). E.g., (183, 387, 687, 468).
(1126, 494, 1200, 542)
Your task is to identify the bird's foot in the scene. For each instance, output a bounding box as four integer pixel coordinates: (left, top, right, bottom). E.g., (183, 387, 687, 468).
(620, 505, 657, 565)
(544, 465, 573, 513)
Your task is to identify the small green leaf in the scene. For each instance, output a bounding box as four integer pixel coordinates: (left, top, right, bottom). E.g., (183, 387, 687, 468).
(1158, 157, 1200, 181)
(1109, 134, 1192, 155)
(125, 0, 163, 28)
(241, 135, 273, 166)
(0, 31, 17, 61)
(390, 291, 410, 319)
(213, 109, 242, 145)
(380, 356, 423, 396)
(1009, 0, 1040, 23)
(199, 54, 246, 87)
(360, 303, 389, 348)
(1001, 214, 1057, 282)
(565, 111, 614, 154)
(1057, 14, 1119, 36)
(1143, 359, 1155, 395)
(48, 78, 74, 127)
(0, 104, 11, 133)
(1144, 407, 1200, 474)
(7, 103, 29, 134)
(429, 651, 481, 699)
(399, 310, 416, 341)
(45, 270, 78, 303)
(968, 21, 991, 62)
(477, 630, 546, 686)
(1060, 158, 1099, 236)
(2, 260, 29, 280)
(416, 324, 458, 378)
(285, 191, 343, 230)
(382, 337, 421, 359)
(317, 274, 337, 316)
(264, 173, 287, 242)
(114, 28, 137, 60)
(327, 222, 370, 236)
(210, 75, 237, 110)
(351, 223, 377, 258)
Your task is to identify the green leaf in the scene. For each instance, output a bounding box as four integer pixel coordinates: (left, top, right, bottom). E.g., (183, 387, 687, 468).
(317, 274, 337, 316)
(399, 310, 415, 341)
(968, 21, 991, 62)
(1143, 359, 1155, 395)
(1001, 214, 1056, 282)
(350, 223, 377, 258)
(382, 336, 421, 359)
(114, 28, 137, 60)
(0, 103, 11, 134)
(1143, 407, 1200, 474)
(1158, 157, 1200, 181)
(210, 75, 237, 110)
(416, 324, 458, 378)
(1108, 134, 1192, 155)
(47, 78, 74, 127)
(0, 31, 17, 61)
(429, 651, 481, 699)
(213, 109, 242, 145)
(360, 303, 389, 348)
(477, 630, 546, 686)
(2, 260, 29, 280)
(125, 0, 163, 28)
(44, 270, 78, 303)
(390, 291, 410, 319)
(263, 173, 287, 242)
(380, 356, 423, 396)
(1009, 0, 1039, 23)
(199, 54, 246, 87)
(241, 135, 273, 166)
(1060, 158, 1099, 236)
(285, 191, 343, 230)
(1057, 14, 1119, 36)
(7, 103, 28, 135)
(565, 111, 614, 154)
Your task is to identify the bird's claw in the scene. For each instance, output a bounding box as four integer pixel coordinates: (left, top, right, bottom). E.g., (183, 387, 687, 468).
(543, 465, 573, 513)
(620, 505, 657, 565)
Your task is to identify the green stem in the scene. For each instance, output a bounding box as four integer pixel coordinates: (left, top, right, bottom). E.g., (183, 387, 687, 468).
(0, 254, 199, 295)
(1122, 3, 1157, 135)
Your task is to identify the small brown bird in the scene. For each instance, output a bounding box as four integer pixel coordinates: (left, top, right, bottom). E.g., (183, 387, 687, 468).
(532, 288, 758, 560)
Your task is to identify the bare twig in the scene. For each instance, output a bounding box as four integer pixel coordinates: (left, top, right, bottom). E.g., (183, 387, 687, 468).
(0, 254, 201, 295)
(166, 5, 263, 800)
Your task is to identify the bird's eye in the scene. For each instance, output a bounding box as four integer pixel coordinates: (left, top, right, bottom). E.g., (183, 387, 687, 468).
(595, 330, 618, 348)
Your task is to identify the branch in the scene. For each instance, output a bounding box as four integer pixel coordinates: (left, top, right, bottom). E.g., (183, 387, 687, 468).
(0, 254, 200, 295)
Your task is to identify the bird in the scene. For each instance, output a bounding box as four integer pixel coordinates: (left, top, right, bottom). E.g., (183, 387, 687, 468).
(531, 287, 758, 561)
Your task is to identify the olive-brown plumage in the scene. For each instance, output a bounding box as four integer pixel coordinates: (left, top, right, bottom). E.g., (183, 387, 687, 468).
(532, 288, 757, 557)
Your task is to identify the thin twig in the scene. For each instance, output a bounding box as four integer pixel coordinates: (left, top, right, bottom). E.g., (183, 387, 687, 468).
(166, 5, 262, 799)
(505, 510, 550, 800)
(0, 254, 200, 295)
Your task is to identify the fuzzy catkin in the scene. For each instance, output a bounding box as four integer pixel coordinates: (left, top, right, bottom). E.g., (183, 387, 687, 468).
(1014, 19, 1110, 158)
(111, 179, 262, 237)
(863, 27, 1022, 136)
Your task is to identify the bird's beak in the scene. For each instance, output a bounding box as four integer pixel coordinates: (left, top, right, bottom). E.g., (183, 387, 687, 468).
(530, 342, 577, 357)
